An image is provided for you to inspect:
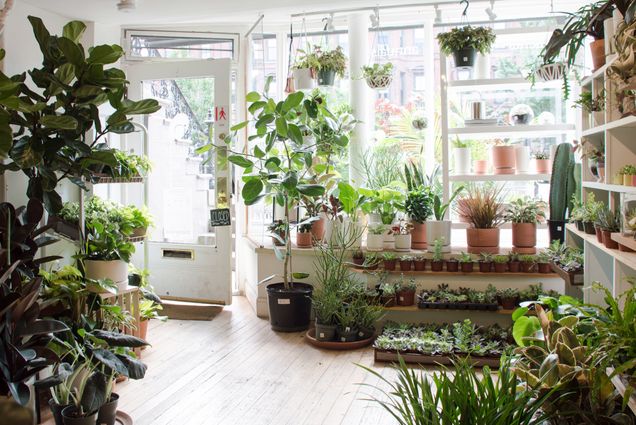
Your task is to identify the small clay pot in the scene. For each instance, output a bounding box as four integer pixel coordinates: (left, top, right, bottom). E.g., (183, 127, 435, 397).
(431, 261, 443, 272)
(413, 259, 426, 271)
(583, 221, 596, 235)
(296, 232, 312, 248)
(479, 262, 492, 273)
(538, 262, 552, 273)
(508, 261, 521, 273)
(500, 297, 519, 310)
(399, 260, 413, 271)
(494, 262, 507, 273)
(619, 244, 635, 252)
(575, 220, 584, 231)
(383, 259, 397, 271)
(520, 261, 536, 273)
(602, 230, 619, 249)
(460, 262, 474, 273)
(446, 260, 459, 272)
(396, 289, 416, 306)
(595, 225, 603, 243)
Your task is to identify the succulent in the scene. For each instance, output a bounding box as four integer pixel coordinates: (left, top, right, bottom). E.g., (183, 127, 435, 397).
(457, 252, 473, 263)
(432, 238, 445, 262)
(382, 252, 397, 261)
(518, 254, 536, 263)
(493, 254, 509, 264)
(499, 287, 519, 299)
(479, 252, 494, 262)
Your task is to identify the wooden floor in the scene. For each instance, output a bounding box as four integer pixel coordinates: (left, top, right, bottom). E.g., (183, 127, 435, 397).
(117, 296, 400, 425)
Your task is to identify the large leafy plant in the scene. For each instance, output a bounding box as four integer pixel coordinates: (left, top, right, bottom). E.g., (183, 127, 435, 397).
(0, 17, 160, 213)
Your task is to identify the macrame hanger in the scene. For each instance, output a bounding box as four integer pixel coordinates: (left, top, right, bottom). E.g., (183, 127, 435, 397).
(368, 7, 381, 65)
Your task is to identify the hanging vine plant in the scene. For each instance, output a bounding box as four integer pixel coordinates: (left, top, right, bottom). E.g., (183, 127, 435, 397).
(362, 63, 394, 89)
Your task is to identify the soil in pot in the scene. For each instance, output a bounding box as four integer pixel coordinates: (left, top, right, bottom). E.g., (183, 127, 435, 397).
(396, 289, 416, 306)
(500, 297, 519, 311)
(431, 261, 444, 272)
(97, 393, 119, 425)
(266, 282, 313, 332)
(413, 259, 426, 271)
(296, 232, 312, 248)
(383, 259, 397, 271)
(411, 222, 427, 249)
(602, 230, 619, 249)
(479, 262, 492, 273)
(583, 221, 596, 235)
(538, 262, 552, 273)
(520, 262, 535, 273)
(595, 225, 603, 243)
(460, 262, 474, 273)
(508, 261, 520, 273)
(399, 260, 412, 271)
(49, 399, 71, 425)
(315, 320, 337, 341)
(494, 262, 507, 272)
(452, 47, 476, 68)
(446, 260, 459, 272)
(61, 406, 99, 425)
(336, 326, 358, 342)
(512, 222, 536, 248)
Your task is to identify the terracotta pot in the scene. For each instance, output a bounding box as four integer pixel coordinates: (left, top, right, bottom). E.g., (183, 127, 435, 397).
(595, 225, 603, 243)
(632, 175, 636, 187)
(466, 228, 500, 251)
(512, 222, 536, 248)
(624, 174, 632, 186)
(460, 262, 474, 273)
(411, 222, 427, 249)
(619, 244, 635, 252)
(479, 262, 492, 273)
(413, 259, 426, 271)
(431, 261, 443, 271)
(520, 261, 536, 273)
(310, 217, 325, 241)
(500, 297, 519, 311)
(534, 159, 551, 174)
(590, 38, 606, 70)
(508, 261, 521, 273)
(396, 289, 416, 306)
(383, 259, 397, 271)
(446, 260, 459, 272)
(296, 232, 312, 248)
(602, 230, 619, 249)
(494, 262, 507, 272)
(399, 260, 412, 271)
(473, 159, 488, 174)
(140, 319, 149, 341)
(538, 262, 552, 273)
(491, 146, 516, 174)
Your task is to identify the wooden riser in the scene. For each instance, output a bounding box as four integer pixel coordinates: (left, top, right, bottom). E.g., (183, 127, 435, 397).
(374, 350, 501, 367)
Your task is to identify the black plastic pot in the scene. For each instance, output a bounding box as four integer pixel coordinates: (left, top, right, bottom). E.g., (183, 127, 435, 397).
(575, 220, 584, 231)
(357, 326, 375, 340)
(49, 399, 70, 425)
(583, 221, 596, 235)
(336, 326, 358, 342)
(452, 47, 477, 68)
(317, 69, 336, 86)
(266, 282, 313, 332)
(315, 320, 337, 341)
(97, 393, 119, 425)
(548, 220, 566, 243)
(61, 406, 98, 425)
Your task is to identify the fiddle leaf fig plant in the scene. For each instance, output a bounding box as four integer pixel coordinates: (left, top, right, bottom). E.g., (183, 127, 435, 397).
(0, 16, 160, 214)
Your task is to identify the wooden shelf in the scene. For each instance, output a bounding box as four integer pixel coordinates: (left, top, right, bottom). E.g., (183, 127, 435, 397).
(449, 173, 550, 182)
(350, 268, 558, 278)
(449, 124, 575, 137)
(611, 233, 636, 251)
(385, 305, 515, 314)
(566, 223, 636, 270)
(607, 367, 636, 415)
(581, 115, 636, 138)
(580, 55, 616, 87)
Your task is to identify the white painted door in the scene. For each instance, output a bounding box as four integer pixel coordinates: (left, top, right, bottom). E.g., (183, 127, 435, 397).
(126, 59, 232, 305)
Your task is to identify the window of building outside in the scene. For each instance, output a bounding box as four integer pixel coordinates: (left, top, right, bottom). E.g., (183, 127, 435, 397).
(126, 31, 237, 60)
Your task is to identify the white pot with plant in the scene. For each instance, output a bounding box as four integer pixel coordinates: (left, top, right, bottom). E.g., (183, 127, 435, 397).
(515, 145, 531, 174)
(426, 186, 464, 253)
(453, 138, 471, 175)
(291, 48, 319, 90)
(394, 222, 412, 252)
(361, 63, 393, 89)
(366, 224, 385, 251)
(360, 187, 404, 250)
(437, 25, 496, 69)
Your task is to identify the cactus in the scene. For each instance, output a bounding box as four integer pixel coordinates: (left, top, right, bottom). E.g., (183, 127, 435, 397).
(549, 143, 575, 221)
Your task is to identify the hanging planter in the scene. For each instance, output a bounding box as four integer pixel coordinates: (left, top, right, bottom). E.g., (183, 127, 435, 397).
(314, 46, 347, 87)
(361, 63, 394, 89)
(290, 48, 320, 91)
(534, 62, 567, 82)
(437, 25, 496, 70)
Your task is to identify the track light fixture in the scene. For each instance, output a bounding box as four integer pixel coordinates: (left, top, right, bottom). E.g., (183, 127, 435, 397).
(117, 0, 136, 12)
(370, 7, 380, 28)
(485, 0, 496, 21)
(323, 13, 335, 31)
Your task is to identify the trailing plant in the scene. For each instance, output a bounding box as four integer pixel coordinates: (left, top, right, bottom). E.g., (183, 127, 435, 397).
(360, 186, 405, 225)
(436, 25, 496, 55)
(574, 90, 606, 112)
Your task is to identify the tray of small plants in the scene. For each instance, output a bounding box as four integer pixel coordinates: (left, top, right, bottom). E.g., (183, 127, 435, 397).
(373, 320, 514, 366)
(546, 240, 584, 285)
(417, 284, 499, 311)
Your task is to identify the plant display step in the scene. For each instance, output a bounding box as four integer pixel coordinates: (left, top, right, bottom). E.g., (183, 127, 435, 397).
(349, 267, 558, 277)
(418, 302, 499, 311)
(550, 263, 583, 286)
(305, 329, 375, 350)
(374, 350, 501, 367)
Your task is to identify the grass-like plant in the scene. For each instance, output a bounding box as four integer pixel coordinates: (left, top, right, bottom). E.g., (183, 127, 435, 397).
(456, 185, 505, 229)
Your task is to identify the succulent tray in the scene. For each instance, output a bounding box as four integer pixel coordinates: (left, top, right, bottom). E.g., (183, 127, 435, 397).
(550, 263, 583, 286)
(373, 349, 501, 367)
(418, 301, 499, 311)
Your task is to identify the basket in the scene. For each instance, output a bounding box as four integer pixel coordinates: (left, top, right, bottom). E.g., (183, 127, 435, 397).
(365, 73, 393, 89)
(534, 63, 567, 82)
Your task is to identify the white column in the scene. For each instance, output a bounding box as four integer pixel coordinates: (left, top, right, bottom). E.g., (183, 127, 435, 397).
(423, 18, 436, 177)
(347, 13, 370, 186)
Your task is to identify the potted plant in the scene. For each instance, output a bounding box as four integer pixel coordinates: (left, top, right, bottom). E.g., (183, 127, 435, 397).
(493, 254, 509, 272)
(506, 198, 546, 253)
(404, 178, 434, 250)
(456, 185, 505, 254)
(396, 276, 417, 306)
(138, 299, 165, 342)
(458, 252, 474, 273)
(367, 224, 385, 251)
(452, 137, 471, 174)
(380, 282, 397, 307)
(291, 48, 320, 90)
(426, 186, 464, 252)
(574, 89, 606, 127)
(364, 253, 381, 270)
(355, 303, 384, 340)
(498, 288, 519, 310)
(548, 143, 575, 243)
(59, 363, 102, 425)
(479, 252, 493, 273)
(268, 220, 286, 246)
(532, 151, 551, 174)
(413, 256, 426, 271)
(491, 142, 516, 175)
(446, 256, 459, 272)
(352, 249, 364, 266)
(576, 139, 605, 182)
(83, 219, 135, 290)
(569, 196, 586, 232)
(620, 164, 636, 186)
(315, 46, 347, 86)
(394, 221, 413, 252)
(361, 62, 393, 89)
(597, 208, 621, 249)
(312, 288, 340, 342)
(383, 252, 397, 271)
(518, 254, 536, 273)
(473, 159, 488, 174)
(508, 253, 521, 272)
(436, 25, 496, 69)
(335, 305, 358, 342)
(431, 238, 445, 272)
(399, 255, 413, 272)
(536, 251, 552, 273)
(334, 182, 367, 248)
(361, 186, 405, 249)
(296, 219, 314, 248)
(584, 193, 604, 235)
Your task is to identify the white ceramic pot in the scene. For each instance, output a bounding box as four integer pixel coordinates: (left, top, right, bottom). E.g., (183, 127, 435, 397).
(292, 68, 315, 90)
(515, 146, 530, 174)
(476, 54, 491, 79)
(332, 217, 362, 248)
(366, 234, 384, 251)
(453, 147, 471, 175)
(367, 213, 382, 225)
(426, 220, 452, 253)
(85, 259, 128, 285)
(394, 234, 412, 252)
(383, 229, 396, 250)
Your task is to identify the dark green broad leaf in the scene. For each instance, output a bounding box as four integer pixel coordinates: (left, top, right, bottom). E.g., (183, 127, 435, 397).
(287, 124, 303, 145)
(27, 16, 51, 60)
(38, 166, 57, 191)
(230, 121, 248, 132)
(91, 348, 128, 376)
(54, 63, 75, 85)
(275, 117, 287, 137)
(16, 319, 68, 337)
(245, 91, 261, 102)
(303, 99, 318, 118)
(292, 272, 309, 279)
(255, 114, 275, 129)
(282, 91, 304, 113)
(57, 37, 85, 67)
(0, 111, 11, 157)
(253, 145, 265, 159)
(264, 157, 281, 171)
(106, 111, 128, 127)
(120, 98, 161, 115)
(41, 115, 78, 130)
(109, 122, 135, 134)
(296, 184, 324, 197)
(42, 190, 63, 214)
(303, 152, 312, 168)
(242, 179, 263, 202)
(11, 137, 43, 168)
(87, 44, 124, 64)
(248, 101, 267, 115)
(62, 21, 86, 43)
(80, 372, 108, 414)
(92, 330, 149, 348)
(281, 172, 298, 191)
(73, 85, 104, 98)
(228, 155, 253, 169)
(116, 354, 147, 380)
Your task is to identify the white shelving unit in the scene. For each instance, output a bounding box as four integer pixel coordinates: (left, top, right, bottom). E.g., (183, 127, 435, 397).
(448, 124, 575, 137)
(449, 173, 550, 182)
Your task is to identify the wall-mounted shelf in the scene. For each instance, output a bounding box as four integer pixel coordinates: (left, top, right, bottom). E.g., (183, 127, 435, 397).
(581, 115, 636, 138)
(448, 124, 575, 137)
(447, 77, 561, 90)
(582, 180, 636, 194)
(449, 173, 550, 182)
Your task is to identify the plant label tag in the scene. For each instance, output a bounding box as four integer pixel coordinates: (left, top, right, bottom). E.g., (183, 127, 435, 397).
(319, 332, 325, 338)
(209, 208, 231, 227)
(399, 296, 404, 301)
(340, 337, 346, 342)
(358, 331, 364, 337)
(277, 299, 290, 305)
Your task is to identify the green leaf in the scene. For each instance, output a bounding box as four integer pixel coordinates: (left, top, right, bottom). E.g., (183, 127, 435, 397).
(287, 124, 303, 145)
(512, 307, 529, 321)
(28, 16, 51, 59)
(248, 101, 267, 115)
(264, 157, 281, 171)
(63, 21, 87, 42)
(253, 145, 265, 158)
(282, 91, 304, 112)
(297, 184, 324, 197)
(40, 115, 78, 130)
(120, 98, 161, 115)
(228, 155, 253, 168)
(87, 44, 124, 64)
(0, 112, 11, 157)
(275, 117, 288, 137)
(73, 85, 104, 98)
(281, 172, 298, 191)
(230, 121, 249, 131)
(255, 114, 275, 128)
(292, 272, 309, 280)
(513, 316, 541, 347)
(11, 137, 43, 168)
(246, 91, 261, 102)
(54, 63, 75, 85)
(242, 179, 263, 202)
(57, 37, 85, 66)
